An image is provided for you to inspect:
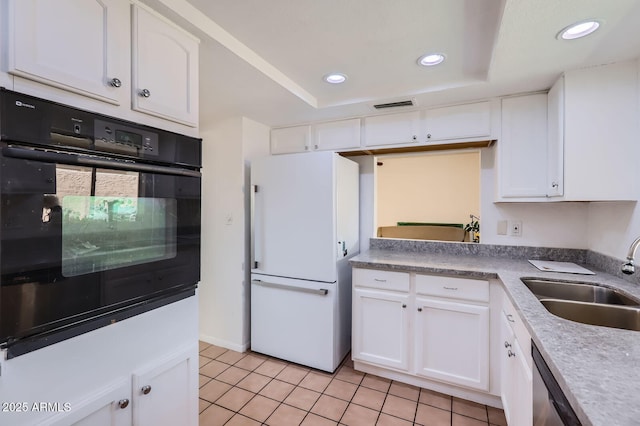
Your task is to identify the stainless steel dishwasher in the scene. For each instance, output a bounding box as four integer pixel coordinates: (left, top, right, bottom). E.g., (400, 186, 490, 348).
(532, 342, 581, 425)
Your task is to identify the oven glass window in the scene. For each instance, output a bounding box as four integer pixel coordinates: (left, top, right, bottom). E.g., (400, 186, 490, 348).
(52, 166, 177, 277)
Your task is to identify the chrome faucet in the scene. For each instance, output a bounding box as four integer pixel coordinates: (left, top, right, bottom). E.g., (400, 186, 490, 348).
(622, 236, 640, 275)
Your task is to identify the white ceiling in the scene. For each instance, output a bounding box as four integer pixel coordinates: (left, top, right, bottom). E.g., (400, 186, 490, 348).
(146, 0, 640, 127)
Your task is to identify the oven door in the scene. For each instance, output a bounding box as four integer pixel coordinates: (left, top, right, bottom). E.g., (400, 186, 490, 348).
(0, 145, 201, 352)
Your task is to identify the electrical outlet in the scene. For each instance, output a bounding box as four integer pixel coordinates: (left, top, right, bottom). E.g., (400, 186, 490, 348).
(509, 220, 522, 237)
(497, 220, 508, 235)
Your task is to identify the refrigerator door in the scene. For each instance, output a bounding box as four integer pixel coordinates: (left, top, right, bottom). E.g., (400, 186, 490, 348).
(250, 274, 337, 372)
(252, 152, 337, 283)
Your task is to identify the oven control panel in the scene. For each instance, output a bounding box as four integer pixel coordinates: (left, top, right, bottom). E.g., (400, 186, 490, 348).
(94, 119, 159, 157)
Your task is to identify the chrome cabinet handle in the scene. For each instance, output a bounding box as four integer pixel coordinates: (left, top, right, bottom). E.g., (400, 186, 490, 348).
(374, 278, 387, 282)
(139, 88, 151, 98)
(110, 78, 122, 88)
(412, 135, 417, 141)
(402, 304, 407, 308)
(551, 182, 559, 188)
(508, 350, 516, 358)
(506, 314, 515, 323)
(118, 399, 129, 409)
(504, 341, 511, 349)
(443, 286, 458, 291)
(426, 133, 432, 139)
(417, 307, 422, 312)
(141, 385, 152, 395)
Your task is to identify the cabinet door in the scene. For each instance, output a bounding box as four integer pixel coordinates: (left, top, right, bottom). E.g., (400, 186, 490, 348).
(271, 125, 311, 154)
(132, 346, 198, 426)
(546, 78, 564, 197)
(500, 313, 532, 426)
(424, 102, 491, 142)
(313, 119, 361, 151)
(363, 111, 420, 147)
(498, 94, 549, 198)
(7, 0, 129, 105)
(45, 379, 131, 426)
(132, 5, 199, 127)
(414, 298, 489, 390)
(562, 61, 638, 200)
(352, 288, 410, 370)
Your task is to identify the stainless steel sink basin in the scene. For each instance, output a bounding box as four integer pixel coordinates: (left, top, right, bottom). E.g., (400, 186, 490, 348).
(521, 278, 639, 306)
(521, 278, 640, 331)
(540, 300, 640, 331)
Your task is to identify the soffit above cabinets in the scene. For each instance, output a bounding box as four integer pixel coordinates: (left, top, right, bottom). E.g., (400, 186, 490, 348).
(143, 0, 640, 127)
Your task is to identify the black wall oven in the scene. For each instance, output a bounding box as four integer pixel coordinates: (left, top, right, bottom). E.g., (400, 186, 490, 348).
(0, 89, 201, 358)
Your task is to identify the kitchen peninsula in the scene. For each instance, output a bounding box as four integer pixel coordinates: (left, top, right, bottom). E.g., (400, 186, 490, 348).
(350, 238, 640, 426)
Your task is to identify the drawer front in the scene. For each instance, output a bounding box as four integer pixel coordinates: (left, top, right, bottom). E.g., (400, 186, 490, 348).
(415, 274, 489, 302)
(353, 268, 410, 292)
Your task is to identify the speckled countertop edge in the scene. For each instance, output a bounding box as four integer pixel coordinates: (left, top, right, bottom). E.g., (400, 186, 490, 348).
(350, 246, 640, 426)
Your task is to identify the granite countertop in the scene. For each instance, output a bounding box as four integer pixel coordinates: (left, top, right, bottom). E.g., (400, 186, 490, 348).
(350, 245, 640, 426)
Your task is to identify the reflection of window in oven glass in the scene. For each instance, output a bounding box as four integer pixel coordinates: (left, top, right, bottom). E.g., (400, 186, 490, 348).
(57, 166, 177, 277)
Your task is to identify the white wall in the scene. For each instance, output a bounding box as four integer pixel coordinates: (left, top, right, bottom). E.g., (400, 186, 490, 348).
(199, 117, 269, 351)
(587, 202, 640, 259)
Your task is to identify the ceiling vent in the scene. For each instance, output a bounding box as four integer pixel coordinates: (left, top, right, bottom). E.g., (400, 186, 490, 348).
(373, 99, 415, 109)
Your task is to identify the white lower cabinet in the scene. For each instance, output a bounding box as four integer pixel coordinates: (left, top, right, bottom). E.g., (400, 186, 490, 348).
(500, 295, 532, 426)
(41, 346, 197, 426)
(414, 298, 489, 390)
(352, 268, 493, 397)
(132, 347, 198, 426)
(352, 288, 410, 370)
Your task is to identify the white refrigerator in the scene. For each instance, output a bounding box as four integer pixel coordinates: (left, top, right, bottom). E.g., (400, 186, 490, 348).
(250, 151, 359, 372)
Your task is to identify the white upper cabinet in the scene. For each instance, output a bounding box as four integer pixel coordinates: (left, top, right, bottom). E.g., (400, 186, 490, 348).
(313, 118, 361, 151)
(498, 93, 552, 199)
(560, 60, 639, 201)
(363, 110, 421, 147)
(132, 5, 199, 127)
(424, 101, 492, 142)
(271, 125, 311, 154)
(546, 78, 564, 197)
(6, 0, 129, 105)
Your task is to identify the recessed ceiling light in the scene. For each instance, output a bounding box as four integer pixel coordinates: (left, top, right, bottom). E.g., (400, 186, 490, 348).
(324, 73, 347, 84)
(558, 20, 600, 40)
(418, 53, 445, 67)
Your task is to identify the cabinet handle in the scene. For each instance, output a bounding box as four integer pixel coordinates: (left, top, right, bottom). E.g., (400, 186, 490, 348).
(551, 182, 559, 188)
(504, 341, 512, 349)
(110, 78, 122, 88)
(373, 278, 387, 283)
(443, 286, 458, 291)
(304, 146, 309, 151)
(412, 135, 417, 141)
(139, 88, 151, 98)
(506, 314, 515, 323)
(141, 385, 152, 395)
(402, 304, 407, 308)
(507, 350, 516, 358)
(314, 144, 318, 149)
(118, 399, 129, 409)
(426, 133, 432, 139)
(417, 307, 422, 312)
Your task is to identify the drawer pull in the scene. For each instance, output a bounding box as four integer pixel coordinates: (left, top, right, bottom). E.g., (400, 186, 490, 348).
(374, 278, 387, 283)
(508, 350, 516, 358)
(506, 314, 515, 323)
(443, 286, 458, 291)
(504, 341, 512, 349)
(402, 304, 407, 308)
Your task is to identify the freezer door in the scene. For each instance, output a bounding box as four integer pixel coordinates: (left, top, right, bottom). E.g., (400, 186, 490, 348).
(250, 275, 337, 372)
(252, 152, 337, 282)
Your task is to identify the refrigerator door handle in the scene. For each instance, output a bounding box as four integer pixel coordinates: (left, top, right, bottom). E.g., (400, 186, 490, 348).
(251, 280, 329, 296)
(251, 184, 258, 269)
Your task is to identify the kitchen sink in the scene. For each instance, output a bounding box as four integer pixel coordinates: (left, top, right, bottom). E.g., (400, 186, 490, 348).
(521, 278, 640, 331)
(540, 300, 640, 331)
(521, 278, 639, 306)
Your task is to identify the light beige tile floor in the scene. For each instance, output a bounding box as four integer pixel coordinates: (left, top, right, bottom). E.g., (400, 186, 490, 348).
(198, 341, 507, 426)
